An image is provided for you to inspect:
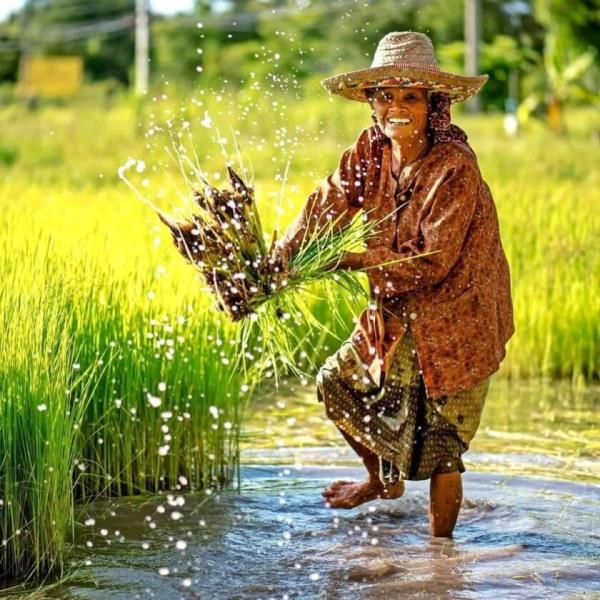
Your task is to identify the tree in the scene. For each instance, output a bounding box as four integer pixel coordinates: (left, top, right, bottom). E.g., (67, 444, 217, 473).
(525, 0, 600, 133)
(2, 0, 136, 85)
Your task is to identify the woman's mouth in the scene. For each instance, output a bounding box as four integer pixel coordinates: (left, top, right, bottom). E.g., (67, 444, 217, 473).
(387, 117, 412, 126)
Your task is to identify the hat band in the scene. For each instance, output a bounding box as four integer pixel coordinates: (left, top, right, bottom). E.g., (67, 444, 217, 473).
(369, 63, 442, 72)
(360, 76, 434, 88)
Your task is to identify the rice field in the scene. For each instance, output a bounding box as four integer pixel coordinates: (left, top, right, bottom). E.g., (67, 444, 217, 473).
(0, 90, 598, 585)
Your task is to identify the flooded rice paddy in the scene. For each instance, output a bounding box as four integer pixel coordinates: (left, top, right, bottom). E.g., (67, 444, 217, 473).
(49, 466, 598, 599)
(26, 379, 600, 598)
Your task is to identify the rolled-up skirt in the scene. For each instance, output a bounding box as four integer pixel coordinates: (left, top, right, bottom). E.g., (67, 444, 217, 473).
(316, 327, 490, 485)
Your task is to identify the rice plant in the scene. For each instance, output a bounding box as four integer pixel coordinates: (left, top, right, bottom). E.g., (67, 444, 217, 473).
(0, 92, 597, 586)
(0, 188, 250, 583)
(0, 238, 100, 583)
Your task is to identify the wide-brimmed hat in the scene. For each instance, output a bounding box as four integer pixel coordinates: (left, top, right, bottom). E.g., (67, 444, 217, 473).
(321, 31, 488, 103)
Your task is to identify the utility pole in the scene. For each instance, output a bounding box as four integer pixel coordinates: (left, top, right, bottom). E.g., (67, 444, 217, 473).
(18, 0, 35, 94)
(135, 0, 149, 95)
(464, 0, 481, 113)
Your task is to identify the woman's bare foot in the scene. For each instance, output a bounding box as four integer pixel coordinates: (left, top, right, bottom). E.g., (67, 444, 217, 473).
(321, 480, 354, 497)
(322, 478, 405, 509)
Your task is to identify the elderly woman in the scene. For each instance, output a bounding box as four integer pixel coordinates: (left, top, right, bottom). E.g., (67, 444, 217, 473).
(270, 31, 514, 538)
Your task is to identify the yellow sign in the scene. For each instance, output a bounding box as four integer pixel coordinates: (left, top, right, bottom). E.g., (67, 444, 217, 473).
(17, 56, 83, 98)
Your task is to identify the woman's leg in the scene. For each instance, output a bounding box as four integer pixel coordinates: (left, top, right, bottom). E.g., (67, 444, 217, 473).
(422, 379, 490, 537)
(337, 426, 382, 481)
(322, 425, 404, 509)
(429, 471, 462, 537)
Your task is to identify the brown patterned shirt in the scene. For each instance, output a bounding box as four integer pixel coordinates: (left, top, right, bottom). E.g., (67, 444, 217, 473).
(279, 125, 515, 399)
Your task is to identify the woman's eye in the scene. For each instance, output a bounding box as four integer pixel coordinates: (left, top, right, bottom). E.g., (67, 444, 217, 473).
(374, 91, 392, 103)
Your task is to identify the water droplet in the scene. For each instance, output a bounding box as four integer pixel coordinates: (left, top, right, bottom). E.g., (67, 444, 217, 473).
(147, 394, 161, 408)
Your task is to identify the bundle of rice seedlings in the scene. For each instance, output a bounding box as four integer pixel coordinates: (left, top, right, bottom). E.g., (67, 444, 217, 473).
(158, 167, 268, 323)
(157, 166, 431, 381)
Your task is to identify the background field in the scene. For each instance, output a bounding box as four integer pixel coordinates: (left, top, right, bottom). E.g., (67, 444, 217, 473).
(1, 87, 599, 585)
(0, 0, 599, 587)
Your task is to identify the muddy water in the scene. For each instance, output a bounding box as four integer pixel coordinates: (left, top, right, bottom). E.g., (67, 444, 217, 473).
(44, 379, 600, 598)
(49, 465, 598, 599)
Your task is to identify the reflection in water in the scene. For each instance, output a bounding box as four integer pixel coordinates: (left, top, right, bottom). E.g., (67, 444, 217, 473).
(243, 379, 600, 482)
(50, 465, 599, 599)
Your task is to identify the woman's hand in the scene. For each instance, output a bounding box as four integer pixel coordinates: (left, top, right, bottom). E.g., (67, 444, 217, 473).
(258, 243, 292, 278)
(325, 251, 365, 272)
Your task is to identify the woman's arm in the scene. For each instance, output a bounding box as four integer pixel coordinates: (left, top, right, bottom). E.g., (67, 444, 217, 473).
(273, 128, 372, 262)
(359, 159, 480, 297)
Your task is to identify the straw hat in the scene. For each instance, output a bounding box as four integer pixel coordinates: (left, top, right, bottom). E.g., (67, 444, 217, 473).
(321, 31, 488, 103)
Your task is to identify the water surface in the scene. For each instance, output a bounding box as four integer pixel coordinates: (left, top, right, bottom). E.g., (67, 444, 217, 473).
(243, 378, 599, 481)
(48, 464, 599, 599)
(26, 379, 600, 599)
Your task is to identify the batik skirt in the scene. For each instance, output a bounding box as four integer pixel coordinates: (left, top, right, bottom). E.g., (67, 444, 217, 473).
(316, 327, 490, 486)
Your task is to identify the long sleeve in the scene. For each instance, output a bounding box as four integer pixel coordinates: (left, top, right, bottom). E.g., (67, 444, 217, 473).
(362, 159, 480, 297)
(277, 128, 372, 255)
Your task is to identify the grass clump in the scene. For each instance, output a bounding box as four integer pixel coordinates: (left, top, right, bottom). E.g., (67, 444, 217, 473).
(0, 189, 249, 584)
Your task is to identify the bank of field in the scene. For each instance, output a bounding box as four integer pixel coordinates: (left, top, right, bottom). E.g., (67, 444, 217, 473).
(0, 93, 598, 583)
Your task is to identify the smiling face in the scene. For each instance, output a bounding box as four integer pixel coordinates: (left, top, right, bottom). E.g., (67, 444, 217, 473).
(367, 86, 430, 144)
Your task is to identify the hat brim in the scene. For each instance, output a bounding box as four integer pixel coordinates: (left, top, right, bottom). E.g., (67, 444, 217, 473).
(321, 64, 488, 103)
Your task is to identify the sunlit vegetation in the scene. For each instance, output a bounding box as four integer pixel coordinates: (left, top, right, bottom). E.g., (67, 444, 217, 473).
(0, 177, 248, 582)
(0, 90, 598, 583)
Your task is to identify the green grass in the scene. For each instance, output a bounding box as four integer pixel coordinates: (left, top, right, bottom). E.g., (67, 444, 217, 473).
(0, 182, 248, 583)
(0, 237, 95, 582)
(0, 89, 598, 584)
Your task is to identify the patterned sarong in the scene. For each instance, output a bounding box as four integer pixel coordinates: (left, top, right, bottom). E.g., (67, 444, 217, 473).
(316, 327, 490, 485)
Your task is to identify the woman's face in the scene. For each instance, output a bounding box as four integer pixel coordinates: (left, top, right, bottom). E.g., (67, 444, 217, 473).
(368, 86, 429, 144)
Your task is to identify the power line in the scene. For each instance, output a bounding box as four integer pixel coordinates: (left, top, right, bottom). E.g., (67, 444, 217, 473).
(169, 0, 388, 32)
(21, 14, 134, 44)
(0, 0, 422, 55)
(21, 0, 135, 22)
(0, 0, 374, 53)
(22, 4, 133, 21)
(0, 15, 134, 52)
(24, 0, 131, 12)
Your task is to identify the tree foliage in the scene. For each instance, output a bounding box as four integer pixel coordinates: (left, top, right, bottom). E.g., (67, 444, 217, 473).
(0, 0, 597, 114)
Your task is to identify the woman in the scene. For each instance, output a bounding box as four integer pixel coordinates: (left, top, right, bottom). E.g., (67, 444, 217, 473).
(269, 31, 514, 538)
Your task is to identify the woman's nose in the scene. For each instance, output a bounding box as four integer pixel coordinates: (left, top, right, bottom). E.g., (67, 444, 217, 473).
(391, 98, 409, 110)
